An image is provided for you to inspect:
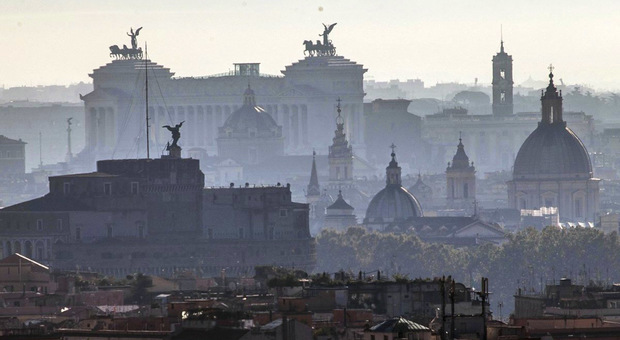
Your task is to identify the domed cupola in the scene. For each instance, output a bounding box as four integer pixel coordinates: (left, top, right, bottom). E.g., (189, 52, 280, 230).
(219, 85, 281, 138)
(364, 144, 422, 228)
(508, 66, 599, 223)
(512, 67, 592, 180)
(217, 85, 284, 164)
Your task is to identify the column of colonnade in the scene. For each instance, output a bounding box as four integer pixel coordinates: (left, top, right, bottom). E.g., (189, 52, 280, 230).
(90, 103, 313, 156)
(276, 104, 309, 151)
(86, 107, 117, 152)
(149, 104, 247, 152)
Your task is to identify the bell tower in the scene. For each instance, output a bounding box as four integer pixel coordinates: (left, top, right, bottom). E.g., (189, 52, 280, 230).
(446, 136, 476, 210)
(492, 38, 514, 115)
(328, 98, 354, 189)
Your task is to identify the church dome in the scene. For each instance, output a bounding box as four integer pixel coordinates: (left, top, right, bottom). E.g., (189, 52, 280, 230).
(219, 86, 281, 138)
(365, 148, 422, 224)
(364, 186, 422, 223)
(513, 124, 592, 179)
(513, 70, 592, 180)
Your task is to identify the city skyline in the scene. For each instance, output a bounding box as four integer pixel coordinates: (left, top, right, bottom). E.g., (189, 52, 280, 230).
(1, 0, 620, 90)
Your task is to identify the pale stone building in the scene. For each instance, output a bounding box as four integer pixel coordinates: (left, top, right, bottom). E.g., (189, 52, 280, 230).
(80, 30, 366, 165)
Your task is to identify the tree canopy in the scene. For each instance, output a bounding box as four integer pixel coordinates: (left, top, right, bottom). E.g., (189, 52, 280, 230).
(316, 226, 620, 316)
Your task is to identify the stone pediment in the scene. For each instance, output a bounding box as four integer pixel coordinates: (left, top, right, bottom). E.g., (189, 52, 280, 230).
(454, 221, 505, 238)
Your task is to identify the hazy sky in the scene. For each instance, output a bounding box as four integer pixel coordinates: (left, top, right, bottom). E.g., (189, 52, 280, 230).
(1, 0, 620, 90)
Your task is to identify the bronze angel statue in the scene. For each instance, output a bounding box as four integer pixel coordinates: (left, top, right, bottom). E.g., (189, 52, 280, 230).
(320, 23, 337, 46)
(163, 121, 184, 148)
(127, 27, 143, 50)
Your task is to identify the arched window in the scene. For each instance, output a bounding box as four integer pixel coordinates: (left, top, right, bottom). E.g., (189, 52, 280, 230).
(13, 241, 21, 254)
(575, 198, 583, 218)
(35, 241, 44, 260)
(24, 241, 33, 258)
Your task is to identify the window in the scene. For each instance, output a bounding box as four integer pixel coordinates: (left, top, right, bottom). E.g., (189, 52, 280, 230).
(63, 182, 71, 195)
(36, 219, 43, 231)
(520, 198, 527, 210)
(239, 228, 244, 239)
(463, 183, 469, 198)
(131, 182, 139, 195)
(138, 223, 144, 239)
(450, 178, 455, 198)
(104, 182, 112, 196)
(75, 227, 81, 241)
(550, 107, 554, 123)
(575, 198, 583, 218)
(500, 68, 506, 79)
(500, 91, 506, 103)
(107, 224, 113, 238)
(279, 209, 288, 217)
(57, 219, 63, 231)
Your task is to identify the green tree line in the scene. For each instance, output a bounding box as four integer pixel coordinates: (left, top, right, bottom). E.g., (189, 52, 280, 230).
(315, 226, 620, 316)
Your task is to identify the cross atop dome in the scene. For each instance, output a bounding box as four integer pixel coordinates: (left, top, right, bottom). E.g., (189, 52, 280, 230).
(388, 143, 399, 171)
(336, 97, 344, 125)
